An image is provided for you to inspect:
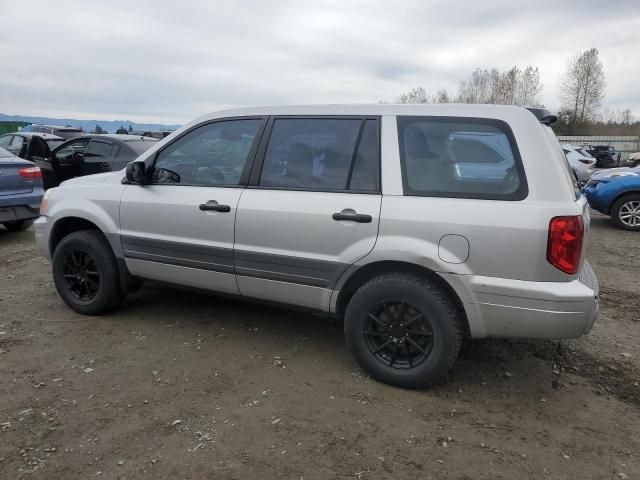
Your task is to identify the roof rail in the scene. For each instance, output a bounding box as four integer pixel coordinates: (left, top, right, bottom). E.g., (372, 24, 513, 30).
(526, 107, 557, 126)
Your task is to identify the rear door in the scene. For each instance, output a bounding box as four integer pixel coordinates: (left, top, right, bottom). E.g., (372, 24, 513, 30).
(234, 116, 381, 311)
(119, 117, 266, 294)
(26, 135, 51, 163)
(50, 138, 90, 185)
(80, 139, 115, 176)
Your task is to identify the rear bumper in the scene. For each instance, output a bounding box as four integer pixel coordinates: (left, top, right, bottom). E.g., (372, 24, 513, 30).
(448, 261, 599, 339)
(0, 191, 42, 223)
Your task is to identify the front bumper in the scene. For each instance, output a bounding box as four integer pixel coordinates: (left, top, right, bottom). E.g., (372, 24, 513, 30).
(450, 261, 599, 339)
(34, 215, 53, 260)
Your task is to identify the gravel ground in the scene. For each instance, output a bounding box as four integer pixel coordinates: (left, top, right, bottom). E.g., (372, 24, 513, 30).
(0, 211, 639, 479)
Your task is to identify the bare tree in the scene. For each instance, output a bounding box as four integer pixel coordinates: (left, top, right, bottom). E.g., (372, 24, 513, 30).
(518, 66, 543, 107)
(433, 89, 451, 103)
(392, 65, 543, 106)
(560, 48, 606, 127)
(396, 86, 429, 104)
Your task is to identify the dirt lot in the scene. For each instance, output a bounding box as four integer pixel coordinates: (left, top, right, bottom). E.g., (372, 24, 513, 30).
(1, 212, 639, 479)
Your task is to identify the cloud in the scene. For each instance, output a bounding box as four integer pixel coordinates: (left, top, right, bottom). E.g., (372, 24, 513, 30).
(0, 0, 638, 123)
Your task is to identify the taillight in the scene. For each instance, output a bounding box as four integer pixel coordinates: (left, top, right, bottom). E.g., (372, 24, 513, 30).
(578, 159, 593, 165)
(547, 216, 584, 275)
(18, 166, 42, 179)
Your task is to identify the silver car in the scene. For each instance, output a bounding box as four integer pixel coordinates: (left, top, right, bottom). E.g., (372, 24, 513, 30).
(35, 104, 599, 388)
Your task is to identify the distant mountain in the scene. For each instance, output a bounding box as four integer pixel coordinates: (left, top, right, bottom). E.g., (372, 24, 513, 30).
(0, 113, 181, 134)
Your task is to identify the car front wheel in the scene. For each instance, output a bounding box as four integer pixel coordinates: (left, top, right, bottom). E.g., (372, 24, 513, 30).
(611, 194, 640, 231)
(344, 273, 464, 389)
(52, 230, 123, 314)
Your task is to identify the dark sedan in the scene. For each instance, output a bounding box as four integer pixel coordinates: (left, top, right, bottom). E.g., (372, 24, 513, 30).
(35, 134, 158, 189)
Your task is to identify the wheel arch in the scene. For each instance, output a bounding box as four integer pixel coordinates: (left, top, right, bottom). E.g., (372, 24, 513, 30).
(49, 216, 103, 256)
(334, 260, 471, 337)
(608, 189, 640, 215)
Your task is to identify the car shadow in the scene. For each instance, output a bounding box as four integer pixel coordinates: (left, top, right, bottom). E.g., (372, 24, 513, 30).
(120, 282, 566, 396)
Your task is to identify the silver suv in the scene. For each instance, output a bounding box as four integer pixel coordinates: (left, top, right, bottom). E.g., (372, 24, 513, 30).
(35, 105, 599, 388)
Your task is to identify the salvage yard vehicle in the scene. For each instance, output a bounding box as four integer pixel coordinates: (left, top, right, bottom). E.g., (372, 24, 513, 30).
(35, 134, 158, 189)
(0, 132, 65, 160)
(0, 146, 43, 231)
(562, 144, 597, 185)
(20, 124, 83, 140)
(584, 168, 640, 231)
(35, 104, 599, 388)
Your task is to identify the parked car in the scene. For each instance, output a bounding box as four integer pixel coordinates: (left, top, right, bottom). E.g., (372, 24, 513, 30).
(20, 124, 83, 139)
(35, 134, 158, 189)
(129, 130, 165, 140)
(583, 144, 616, 168)
(562, 144, 597, 185)
(34, 105, 599, 388)
(584, 168, 640, 230)
(0, 132, 65, 161)
(626, 151, 640, 168)
(0, 146, 43, 231)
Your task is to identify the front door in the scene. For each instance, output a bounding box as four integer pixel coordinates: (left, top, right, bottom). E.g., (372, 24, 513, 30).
(119, 117, 266, 294)
(235, 117, 382, 311)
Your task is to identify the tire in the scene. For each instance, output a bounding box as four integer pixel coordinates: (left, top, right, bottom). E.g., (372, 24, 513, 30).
(344, 273, 464, 389)
(3, 220, 33, 232)
(52, 230, 123, 314)
(611, 194, 640, 231)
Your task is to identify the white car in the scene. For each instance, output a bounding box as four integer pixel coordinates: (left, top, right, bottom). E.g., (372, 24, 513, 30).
(627, 151, 640, 168)
(562, 144, 597, 184)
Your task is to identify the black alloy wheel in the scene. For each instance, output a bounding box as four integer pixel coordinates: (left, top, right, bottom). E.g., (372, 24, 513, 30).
(364, 299, 434, 369)
(62, 250, 101, 301)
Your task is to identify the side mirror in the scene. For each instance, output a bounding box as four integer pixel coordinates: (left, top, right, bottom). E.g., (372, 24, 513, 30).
(125, 161, 146, 184)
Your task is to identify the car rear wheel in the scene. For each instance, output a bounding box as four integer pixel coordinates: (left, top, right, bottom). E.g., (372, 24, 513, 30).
(344, 273, 464, 389)
(611, 194, 640, 231)
(52, 230, 123, 314)
(3, 220, 33, 232)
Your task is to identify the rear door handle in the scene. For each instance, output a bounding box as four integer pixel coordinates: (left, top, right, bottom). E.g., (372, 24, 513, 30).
(332, 212, 372, 223)
(199, 202, 231, 212)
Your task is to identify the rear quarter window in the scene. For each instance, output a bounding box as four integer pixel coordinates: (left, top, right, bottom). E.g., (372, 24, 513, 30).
(397, 116, 527, 200)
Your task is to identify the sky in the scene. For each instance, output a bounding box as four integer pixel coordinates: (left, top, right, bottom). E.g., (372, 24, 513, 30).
(0, 0, 638, 125)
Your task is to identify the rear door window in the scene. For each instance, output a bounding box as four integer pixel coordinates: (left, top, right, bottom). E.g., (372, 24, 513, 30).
(86, 140, 114, 162)
(259, 117, 380, 192)
(397, 116, 527, 200)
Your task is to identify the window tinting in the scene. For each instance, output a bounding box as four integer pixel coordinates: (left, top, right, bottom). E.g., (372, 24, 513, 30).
(55, 139, 90, 164)
(86, 141, 114, 159)
(260, 118, 366, 190)
(153, 119, 261, 186)
(398, 116, 526, 200)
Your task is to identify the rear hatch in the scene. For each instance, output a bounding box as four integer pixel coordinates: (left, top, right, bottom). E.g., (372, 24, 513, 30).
(0, 147, 35, 195)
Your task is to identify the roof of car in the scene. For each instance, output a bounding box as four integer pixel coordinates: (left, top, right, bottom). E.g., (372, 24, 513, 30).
(31, 124, 83, 130)
(13, 132, 65, 140)
(187, 103, 543, 125)
(72, 134, 159, 143)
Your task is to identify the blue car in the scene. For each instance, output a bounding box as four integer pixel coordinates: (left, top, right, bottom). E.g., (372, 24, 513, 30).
(0, 146, 43, 232)
(584, 168, 640, 231)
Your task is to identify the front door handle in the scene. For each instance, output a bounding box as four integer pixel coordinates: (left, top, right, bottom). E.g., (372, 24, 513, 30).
(199, 201, 231, 212)
(332, 211, 372, 223)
